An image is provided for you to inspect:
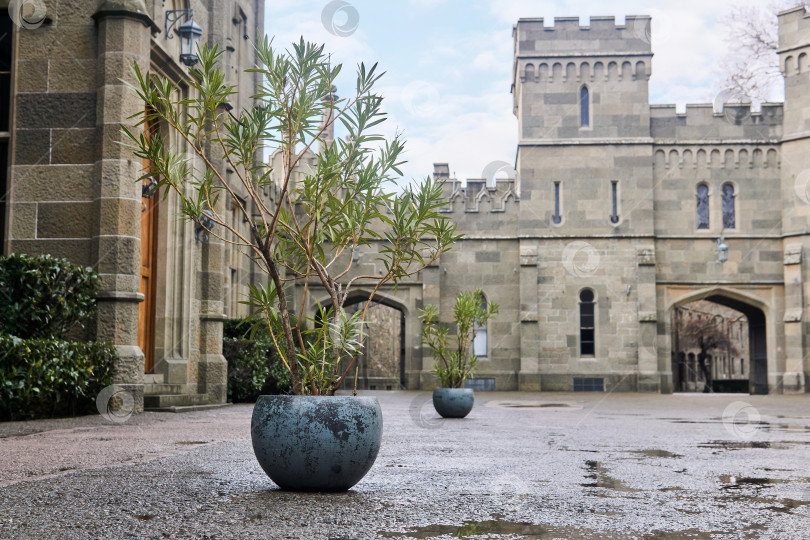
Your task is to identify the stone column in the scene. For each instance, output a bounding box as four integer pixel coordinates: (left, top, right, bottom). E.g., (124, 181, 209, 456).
(419, 262, 441, 389)
(636, 246, 661, 392)
(92, 0, 155, 413)
(518, 240, 540, 391)
(197, 231, 228, 404)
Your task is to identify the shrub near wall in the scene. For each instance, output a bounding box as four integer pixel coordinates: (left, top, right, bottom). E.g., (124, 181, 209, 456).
(0, 337, 117, 421)
(0, 253, 100, 339)
(223, 319, 292, 402)
(0, 254, 118, 420)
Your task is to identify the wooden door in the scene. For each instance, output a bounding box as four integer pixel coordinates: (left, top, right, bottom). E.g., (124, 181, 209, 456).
(138, 115, 159, 373)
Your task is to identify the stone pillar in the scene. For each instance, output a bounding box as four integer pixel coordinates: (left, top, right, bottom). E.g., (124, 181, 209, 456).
(197, 230, 228, 403)
(783, 246, 805, 392)
(418, 262, 441, 389)
(92, 0, 156, 413)
(636, 246, 661, 392)
(518, 240, 540, 391)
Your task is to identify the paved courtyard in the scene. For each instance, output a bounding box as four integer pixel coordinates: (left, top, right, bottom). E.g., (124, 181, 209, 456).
(1, 391, 809, 539)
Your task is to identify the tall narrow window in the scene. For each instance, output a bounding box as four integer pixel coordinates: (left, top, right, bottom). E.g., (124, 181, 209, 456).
(722, 183, 735, 229)
(552, 181, 562, 224)
(610, 181, 619, 224)
(696, 184, 710, 229)
(580, 86, 590, 127)
(579, 289, 595, 356)
(473, 295, 488, 357)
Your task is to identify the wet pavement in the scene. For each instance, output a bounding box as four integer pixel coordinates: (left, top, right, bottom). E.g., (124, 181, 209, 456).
(1, 391, 809, 539)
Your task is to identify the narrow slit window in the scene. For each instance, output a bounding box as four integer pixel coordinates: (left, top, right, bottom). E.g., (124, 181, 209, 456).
(697, 184, 710, 229)
(722, 183, 735, 229)
(553, 181, 562, 224)
(610, 181, 619, 223)
(580, 86, 590, 127)
(473, 295, 488, 357)
(579, 289, 595, 356)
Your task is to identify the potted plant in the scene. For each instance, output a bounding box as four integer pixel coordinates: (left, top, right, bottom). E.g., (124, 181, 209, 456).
(124, 38, 459, 491)
(419, 289, 498, 418)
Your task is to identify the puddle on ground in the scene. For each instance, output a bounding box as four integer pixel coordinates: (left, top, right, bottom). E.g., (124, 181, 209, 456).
(764, 499, 810, 513)
(379, 516, 607, 539)
(133, 514, 156, 520)
(718, 475, 794, 489)
(581, 460, 640, 492)
(625, 449, 683, 459)
(176, 441, 208, 445)
(757, 422, 810, 433)
(698, 440, 807, 451)
(487, 401, 577, 409)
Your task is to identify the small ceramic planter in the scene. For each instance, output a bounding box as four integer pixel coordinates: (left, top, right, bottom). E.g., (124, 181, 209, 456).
(432, 387, 474, 418)
(251, 395, 383, 491)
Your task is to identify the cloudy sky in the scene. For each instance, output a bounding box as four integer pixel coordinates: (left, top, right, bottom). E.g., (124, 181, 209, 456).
(264, 0, 777, 185)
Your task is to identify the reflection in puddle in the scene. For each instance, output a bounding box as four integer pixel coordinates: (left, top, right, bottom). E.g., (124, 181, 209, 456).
(698, 440, 808, 450)
(581, 460, 639, 492)
(626, 449, 683, 459)
(379, 516, 607, 539)
(488, 401, 576, 409)
(719, 475, 791, 489)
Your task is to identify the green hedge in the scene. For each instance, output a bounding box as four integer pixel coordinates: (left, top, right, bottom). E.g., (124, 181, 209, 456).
(0, 253, 100, 339)
(0, 336, 118, 421)
(223, 318, 292, 402)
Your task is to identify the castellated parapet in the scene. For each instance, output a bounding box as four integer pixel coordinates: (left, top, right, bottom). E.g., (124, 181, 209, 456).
(433, 163, 518, 235)
(651, 103, 783, 142)
(514, 16, 653, 54)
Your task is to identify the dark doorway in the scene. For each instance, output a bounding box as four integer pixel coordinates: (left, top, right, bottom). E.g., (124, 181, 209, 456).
(671, 294, 767, 394)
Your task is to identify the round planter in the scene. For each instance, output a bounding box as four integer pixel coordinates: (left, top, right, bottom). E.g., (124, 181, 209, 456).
(251, 395, 383, 492)
(432, 387, 475, 418)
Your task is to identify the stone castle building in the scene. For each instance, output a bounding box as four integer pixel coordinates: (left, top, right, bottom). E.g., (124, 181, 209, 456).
(3, 3, 810, 402)
(333, 7, 810, 395)
(0, 0, 265, 411)
(414, 7, 810, 395)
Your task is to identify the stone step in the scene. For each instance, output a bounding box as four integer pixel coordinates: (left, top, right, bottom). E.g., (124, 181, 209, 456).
(144, 383, 185, 395)
(143, 393, 208, 409)
(143, 374, 165, 385)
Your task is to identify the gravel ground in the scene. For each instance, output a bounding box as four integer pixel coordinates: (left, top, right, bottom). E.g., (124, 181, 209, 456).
(1, 391, 809, 539)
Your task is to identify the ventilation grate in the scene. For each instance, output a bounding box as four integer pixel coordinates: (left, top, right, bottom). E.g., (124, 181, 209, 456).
(573, 377, 604, 392)
(464, 377, 496, 391)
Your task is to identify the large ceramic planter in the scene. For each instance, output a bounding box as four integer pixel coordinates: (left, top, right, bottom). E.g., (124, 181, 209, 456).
(432, 387, 474, 418)
(251, 395, 383, 492)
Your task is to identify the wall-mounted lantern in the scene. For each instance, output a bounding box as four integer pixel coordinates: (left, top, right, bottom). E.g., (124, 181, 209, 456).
(141, 176, 158, 212)
(165, 10, 203, 67)
(195, 209, 216, 243)
(716, 236, 728, 264)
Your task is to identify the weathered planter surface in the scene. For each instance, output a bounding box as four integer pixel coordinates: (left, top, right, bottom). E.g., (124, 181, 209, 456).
(432, 388, 474, 418)
(251, 395, 382, 492)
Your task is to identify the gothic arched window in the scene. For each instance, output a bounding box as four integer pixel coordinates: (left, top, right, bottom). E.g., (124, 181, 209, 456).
(696, 184, 709, 229)
(722, 183, 735, 229)
(472, 295, 488, 357)
(580, 86, 590, 128)
(579, 289, 595, 356)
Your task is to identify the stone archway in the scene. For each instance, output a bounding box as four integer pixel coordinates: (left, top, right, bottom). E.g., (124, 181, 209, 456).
(314, 290, 409, 390)
(669, 290, 768, 395)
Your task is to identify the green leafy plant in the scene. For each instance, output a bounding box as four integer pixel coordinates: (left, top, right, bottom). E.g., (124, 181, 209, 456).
(0, 336, 118, 421)
(419, 289, 499, 388)
(0, 254, 101, 339)
(223, 318, 292, 401)
(124, 38, 459, 396)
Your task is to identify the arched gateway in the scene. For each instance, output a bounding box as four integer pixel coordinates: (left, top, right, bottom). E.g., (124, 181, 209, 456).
(667, 288, 770, 395)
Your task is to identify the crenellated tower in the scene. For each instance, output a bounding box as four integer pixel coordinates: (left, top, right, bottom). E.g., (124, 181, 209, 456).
(512, 16, 654, 236)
